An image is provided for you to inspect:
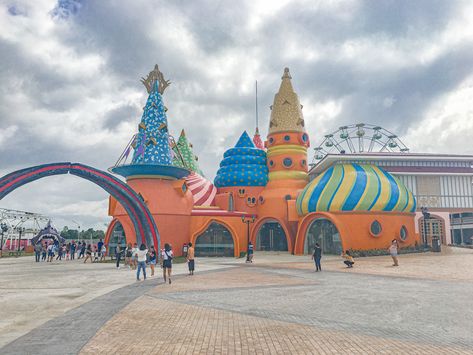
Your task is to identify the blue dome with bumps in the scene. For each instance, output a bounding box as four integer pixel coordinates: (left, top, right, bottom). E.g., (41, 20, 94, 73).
(214, 131, 268, 187)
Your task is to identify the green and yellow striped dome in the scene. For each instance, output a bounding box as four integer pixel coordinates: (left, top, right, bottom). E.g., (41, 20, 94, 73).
(296, 163, 416, 215)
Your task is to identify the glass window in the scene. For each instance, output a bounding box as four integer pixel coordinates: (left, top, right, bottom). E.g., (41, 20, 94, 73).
(370, 220, 382, 236)
(284, 135, 290, 141)
(400, 226, 408, 241)
(283, 158, 293, 167)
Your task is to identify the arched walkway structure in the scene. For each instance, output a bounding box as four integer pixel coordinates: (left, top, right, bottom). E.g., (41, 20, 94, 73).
(0, 162, 159, 249)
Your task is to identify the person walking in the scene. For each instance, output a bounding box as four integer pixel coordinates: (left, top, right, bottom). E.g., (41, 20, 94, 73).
(246, 241, 254, 263)
(34, 242, 42, 262)
(342, 250, 355, 268)
(388, 239, 399, 266)
(70, 241, 76, 260)
(148, 246, 157, 277)
(312, 243, 322, 272)
(84, 244, 93, 263)
(125, 243, 133, 268)
(56, 244, 64, 261)
(187, 242, 195, 275)
(135, 243, 148, 281)
(41, 243, 47, 261)
(131, 243, 138, 270)
(78, 242, 86, 259)
(162, 243, 173, 284)
(100, 244, 106, 261)
(115, 244, 122, 269)
(47, 242, 54, 262)
(66, 242, 71, 260)
(97, 239, 104, 258)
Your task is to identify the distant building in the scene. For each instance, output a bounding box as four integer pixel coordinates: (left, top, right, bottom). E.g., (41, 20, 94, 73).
(310, 153, 473, 246)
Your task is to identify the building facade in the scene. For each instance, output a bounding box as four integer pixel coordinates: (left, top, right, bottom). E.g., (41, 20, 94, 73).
(311, 153, 473, 246)
(105, 66, 420, 256)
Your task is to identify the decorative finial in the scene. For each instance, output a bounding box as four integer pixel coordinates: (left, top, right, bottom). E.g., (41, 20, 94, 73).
(140, 64, 171, 94)
(282, 67, 292, 79)
(180, 129, 186, 137)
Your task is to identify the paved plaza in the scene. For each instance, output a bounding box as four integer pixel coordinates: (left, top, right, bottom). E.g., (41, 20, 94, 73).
(1, 248, 473, 354)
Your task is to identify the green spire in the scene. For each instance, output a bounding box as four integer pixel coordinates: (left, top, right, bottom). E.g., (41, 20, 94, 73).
(172, 129, 203, 175)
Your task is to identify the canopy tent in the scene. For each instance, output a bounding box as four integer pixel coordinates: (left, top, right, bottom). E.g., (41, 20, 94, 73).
(31, 220, 65, 245)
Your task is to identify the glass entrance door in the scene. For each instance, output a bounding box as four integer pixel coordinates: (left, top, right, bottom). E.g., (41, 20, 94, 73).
(195, 222, 234, 257)
(304, 219, 342, 255)
(256, 221, 288, 251)
(108, 221, 126, 257)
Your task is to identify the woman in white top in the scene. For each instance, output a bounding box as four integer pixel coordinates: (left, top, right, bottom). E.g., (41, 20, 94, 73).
(388, 239, 399, 266)
(135, 243, 149, 281)
(162, 243, 173, 284)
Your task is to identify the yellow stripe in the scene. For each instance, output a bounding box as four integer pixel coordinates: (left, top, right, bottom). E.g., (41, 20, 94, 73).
(316, 165, 343, 211)
(406, 190, 415, 211)
(268, 170, 308, 181)
(267, 145, 307, 157)
(392, 176, 407, 211)
(329, 164, 355, 211)
(370, 166, 391, 211)
(299, 174, 324, 214)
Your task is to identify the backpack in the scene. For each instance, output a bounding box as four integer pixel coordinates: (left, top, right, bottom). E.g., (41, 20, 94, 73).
(165, 250, 173, 260)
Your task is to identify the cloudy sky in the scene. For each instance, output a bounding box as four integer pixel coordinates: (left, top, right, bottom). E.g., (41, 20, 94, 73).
(1, 0, 473, 230)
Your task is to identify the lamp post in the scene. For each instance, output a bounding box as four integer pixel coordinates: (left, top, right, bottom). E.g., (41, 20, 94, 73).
(0, 223, 8, 258)
(241, 215, 256, 262)
(16, 226, 25, 256)
(421, 206, 430, 248)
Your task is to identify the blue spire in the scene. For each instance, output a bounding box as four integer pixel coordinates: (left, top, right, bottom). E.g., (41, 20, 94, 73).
(235, 131, 255, 148)
(214, 131, 268, 187)
(131, 81, 172, 165)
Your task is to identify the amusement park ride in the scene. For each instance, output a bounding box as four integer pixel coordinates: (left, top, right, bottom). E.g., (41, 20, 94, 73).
(0, 208, 50, 254)
(311, 123, 410, 165)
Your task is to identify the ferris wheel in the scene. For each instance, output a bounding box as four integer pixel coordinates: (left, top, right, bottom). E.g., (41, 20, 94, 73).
(312, 123, 410, 165)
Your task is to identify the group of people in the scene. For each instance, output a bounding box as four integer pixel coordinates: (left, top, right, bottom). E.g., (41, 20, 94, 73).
(33, 239, 107, 263)
(311, 239, 401, 271)
(114, 242, 196, 283)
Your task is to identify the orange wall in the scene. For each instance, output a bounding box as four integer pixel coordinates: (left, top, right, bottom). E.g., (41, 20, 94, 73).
(108, 177, 193, 256)
(218, 186, 264, 214)
(294, 211, 420, 254)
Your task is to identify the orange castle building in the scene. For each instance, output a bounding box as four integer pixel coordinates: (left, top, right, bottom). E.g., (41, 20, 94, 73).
(106, 66, 420, 257)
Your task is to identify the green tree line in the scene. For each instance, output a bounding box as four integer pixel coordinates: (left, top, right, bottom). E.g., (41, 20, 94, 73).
(60, 226, 105, 240)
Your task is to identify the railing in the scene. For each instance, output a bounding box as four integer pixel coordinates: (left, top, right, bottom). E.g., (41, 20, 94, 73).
(451, 217, 473, 225)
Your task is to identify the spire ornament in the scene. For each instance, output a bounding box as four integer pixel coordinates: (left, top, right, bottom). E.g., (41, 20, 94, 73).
(141, 64, 171, 94)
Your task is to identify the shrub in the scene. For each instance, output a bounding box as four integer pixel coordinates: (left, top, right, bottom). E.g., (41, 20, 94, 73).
(349, 245, 429, 258)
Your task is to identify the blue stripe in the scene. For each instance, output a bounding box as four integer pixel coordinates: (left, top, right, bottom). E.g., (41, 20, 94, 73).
(411, 193, 417, 212)
(368, 168, 382, 211)
(308, 166, 334, 212)
(327, 165, 345, 210)
(382, 170, 400, 211)
(342, 164, 367, 211)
